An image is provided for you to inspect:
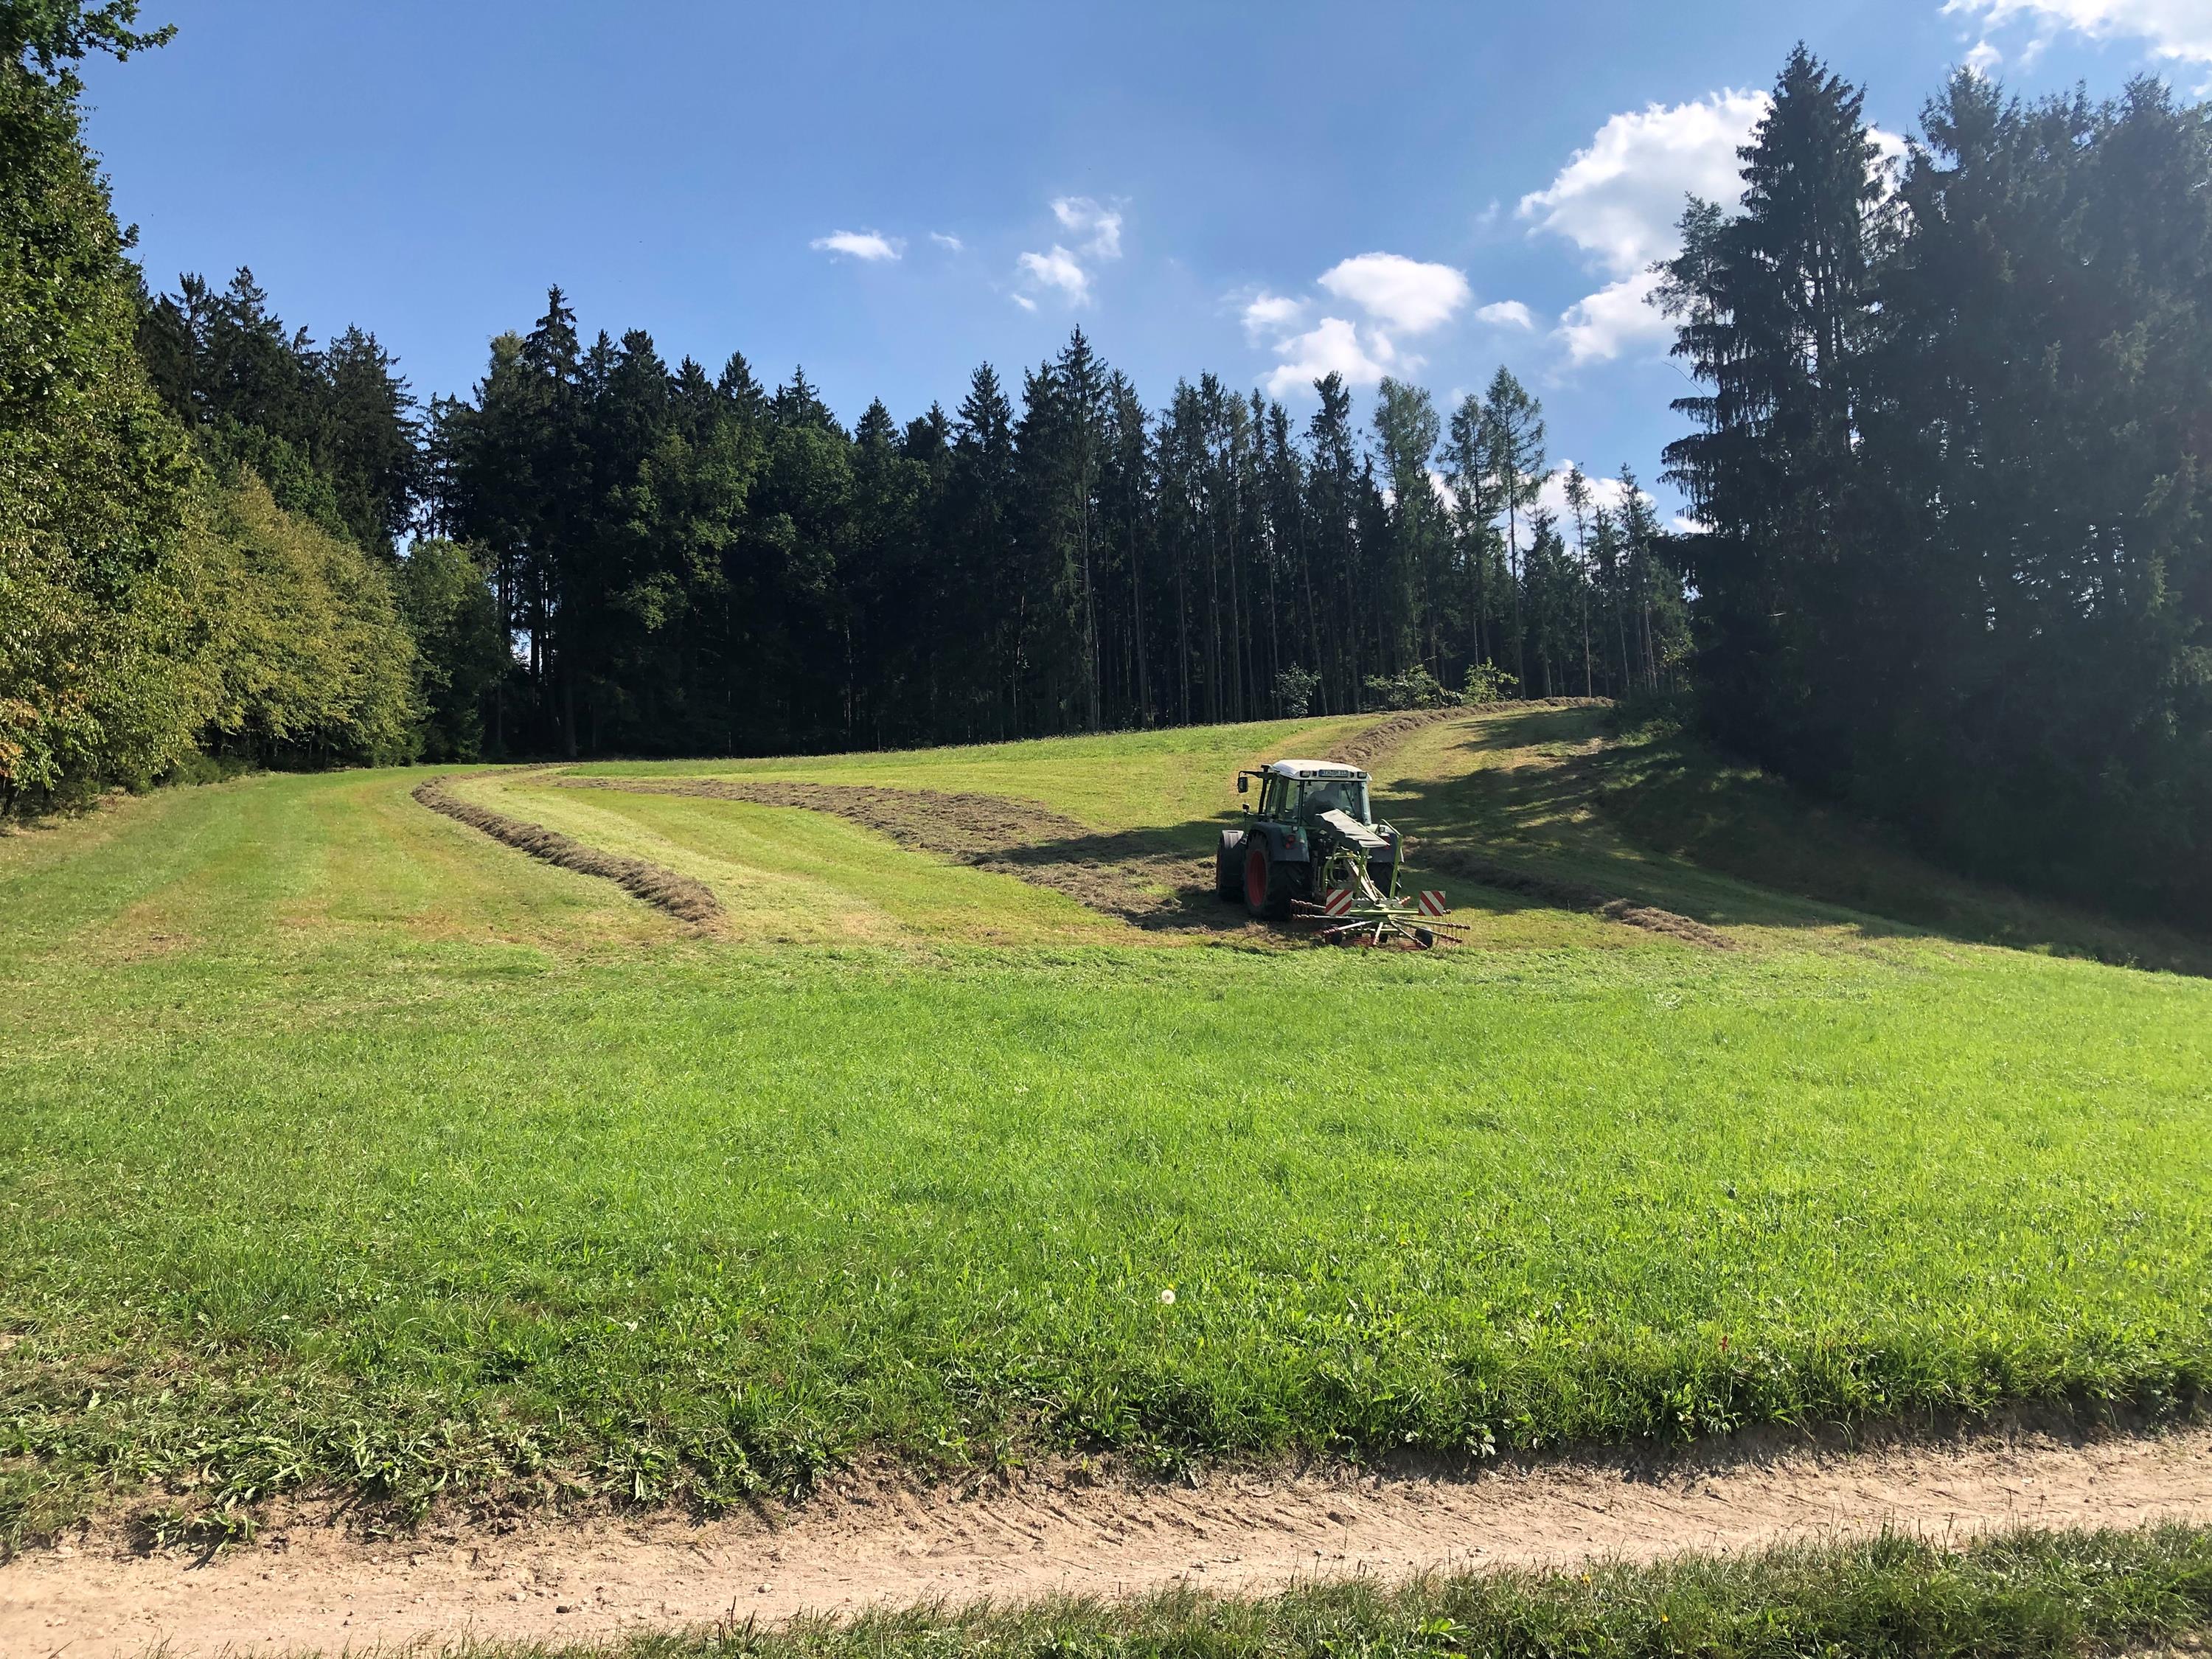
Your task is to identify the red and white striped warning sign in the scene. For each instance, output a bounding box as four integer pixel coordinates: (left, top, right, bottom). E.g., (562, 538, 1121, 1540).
(1416, 889, 1447, 917)
(1322, 886, 1356, 917)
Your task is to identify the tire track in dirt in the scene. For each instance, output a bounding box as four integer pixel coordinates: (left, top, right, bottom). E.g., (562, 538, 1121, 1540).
(6, 1425, 2208, 1657)
(1324, 703, 1733, 947)
(1419, 848, 1735, 949)
(540, 703, 1716, 946)
(414, 776, 723, 926)
(557, 776, 1248, 933)
(550, 706, 1489, 936)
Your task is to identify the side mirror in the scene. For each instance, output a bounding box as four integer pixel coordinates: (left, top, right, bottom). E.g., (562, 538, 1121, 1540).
(1237, 774, 1249, 793)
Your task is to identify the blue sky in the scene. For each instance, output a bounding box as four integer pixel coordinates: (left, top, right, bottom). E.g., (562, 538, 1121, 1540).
(79, 0, 2210, 523)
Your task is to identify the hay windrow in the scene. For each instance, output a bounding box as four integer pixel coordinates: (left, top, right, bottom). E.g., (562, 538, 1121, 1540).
(412, 776, 722, 926)
(1324, 705, 1471, 773)
(558, 776, 1225, 929)
(1326, 698, 1608, 776)
(1419, 846, 1734, 948)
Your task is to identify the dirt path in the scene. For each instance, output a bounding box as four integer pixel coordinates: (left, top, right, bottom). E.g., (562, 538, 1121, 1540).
(6, 1426, 2208, 1657)
(557, 775, 1248, 931)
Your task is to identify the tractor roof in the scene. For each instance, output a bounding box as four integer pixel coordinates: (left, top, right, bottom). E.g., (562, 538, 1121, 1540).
(1264, 759, 1369, 781)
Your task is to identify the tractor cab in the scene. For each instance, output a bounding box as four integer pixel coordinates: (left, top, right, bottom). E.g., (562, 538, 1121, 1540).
(1252, 766, 1371, 827)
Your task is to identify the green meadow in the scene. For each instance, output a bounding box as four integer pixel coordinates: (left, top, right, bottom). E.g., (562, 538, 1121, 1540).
(2, 705, 2208, 1543)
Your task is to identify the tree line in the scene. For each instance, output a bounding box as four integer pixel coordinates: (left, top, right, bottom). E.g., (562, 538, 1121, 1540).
(422, 301, 1688, 759)
(1, 2, 1689, 813)
(0, 3, 449, 813)
(1660, 46, 2212, 925)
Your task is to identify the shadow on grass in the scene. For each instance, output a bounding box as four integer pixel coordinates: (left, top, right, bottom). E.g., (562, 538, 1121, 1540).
(1377, 704, 2212, 975)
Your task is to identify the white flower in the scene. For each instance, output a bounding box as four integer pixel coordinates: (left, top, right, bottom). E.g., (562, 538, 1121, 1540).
(1159, 1288, 1176, 1305)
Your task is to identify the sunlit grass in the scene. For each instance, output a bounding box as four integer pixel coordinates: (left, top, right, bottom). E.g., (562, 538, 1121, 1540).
(468, 1526, 2212, 1659)
(1, 707, 2208, 1543)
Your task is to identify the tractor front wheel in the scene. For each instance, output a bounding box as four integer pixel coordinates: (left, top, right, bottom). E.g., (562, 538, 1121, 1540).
(1244, 844, 1295, 921)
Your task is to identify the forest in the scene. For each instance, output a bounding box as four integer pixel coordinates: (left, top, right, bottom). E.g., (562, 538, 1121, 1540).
(2, 4, 2208, 924)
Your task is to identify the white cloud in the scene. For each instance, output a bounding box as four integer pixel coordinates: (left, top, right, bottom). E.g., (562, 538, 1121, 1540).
(1475, 299, 1536, 330)
(1520, 91, 1781, 369)
(1014, 198, 1126, 310)
(1519, 90, 1770, 278)
(930, 231, 964, 251)
(1554, 270, 1670, 366)
(1245, 251, 1470, 398)
(811, 229, 904, 262)
(1051, 195, 1124, 259)
(1945, 0, 2212, 67)
(1262, 316, 1397, 399)
(1241, 291, 1307, 341)
(1965, 36, 2006, 71)
(1010, 293, 1037, 313)
(1017, 245, 1091, 305)
(1316, 252, 1471, 334)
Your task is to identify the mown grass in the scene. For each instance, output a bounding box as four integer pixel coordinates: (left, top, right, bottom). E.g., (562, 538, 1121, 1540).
(2, 709, 2209, 1546)
(394, 1526, 2212, 1659)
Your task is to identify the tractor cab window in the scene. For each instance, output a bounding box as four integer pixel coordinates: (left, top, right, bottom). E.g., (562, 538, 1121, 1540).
(1296, 777, 1369, 823)
(1259, 775, 1293, 818)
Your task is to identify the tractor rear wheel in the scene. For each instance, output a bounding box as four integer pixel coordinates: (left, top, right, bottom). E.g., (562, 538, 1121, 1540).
(1244, 843, 1295, 921)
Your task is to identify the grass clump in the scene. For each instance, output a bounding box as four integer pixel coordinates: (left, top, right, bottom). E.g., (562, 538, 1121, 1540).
(457, 1526, 2212, 1659)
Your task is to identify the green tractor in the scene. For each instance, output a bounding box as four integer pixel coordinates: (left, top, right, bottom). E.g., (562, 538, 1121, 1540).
(1215, 759, 1458, 947)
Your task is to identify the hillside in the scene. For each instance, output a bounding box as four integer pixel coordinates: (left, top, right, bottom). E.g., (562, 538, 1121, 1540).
(2, 702, 2208, 1551)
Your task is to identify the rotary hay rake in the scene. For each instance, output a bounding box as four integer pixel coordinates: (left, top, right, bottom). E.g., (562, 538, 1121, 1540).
(1292, 829, 1467, 949)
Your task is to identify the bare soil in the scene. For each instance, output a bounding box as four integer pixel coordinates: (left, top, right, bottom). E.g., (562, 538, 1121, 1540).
(6, 1425, 2208, 1657)
(414, 776, 723, 926)
(558, 775, 1259, 934)
(1418, 847, 1735, 949)
(551, 707, 1571, 941)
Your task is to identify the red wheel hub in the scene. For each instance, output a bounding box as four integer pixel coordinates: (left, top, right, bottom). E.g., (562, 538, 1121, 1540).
(1245, 844, 1269, 908)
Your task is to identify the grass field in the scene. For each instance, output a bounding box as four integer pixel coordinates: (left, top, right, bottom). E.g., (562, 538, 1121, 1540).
(3, 704, 2209, 1545)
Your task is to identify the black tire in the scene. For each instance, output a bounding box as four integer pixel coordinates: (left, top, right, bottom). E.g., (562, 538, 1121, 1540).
(1244, 842, 1298, 921)
(1413, 926, 1437, 950)
(1215, 830, 1248, 902)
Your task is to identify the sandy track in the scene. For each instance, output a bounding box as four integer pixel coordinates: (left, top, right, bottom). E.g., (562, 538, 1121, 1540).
(6, 1426, 2208, 1658)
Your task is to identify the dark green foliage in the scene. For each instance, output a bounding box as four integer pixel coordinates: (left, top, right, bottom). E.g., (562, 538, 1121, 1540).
(0, 49, 209, 811)
(427, 303, 1691, 759)
(1663, 47, 2212, 924)
(0, 26, 445, 815)
(1, 0, 170, 77)
(139, 268, 422, 554)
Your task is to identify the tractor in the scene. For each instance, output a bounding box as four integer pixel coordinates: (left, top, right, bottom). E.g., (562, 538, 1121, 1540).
(1215, 759, 1459, 947)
